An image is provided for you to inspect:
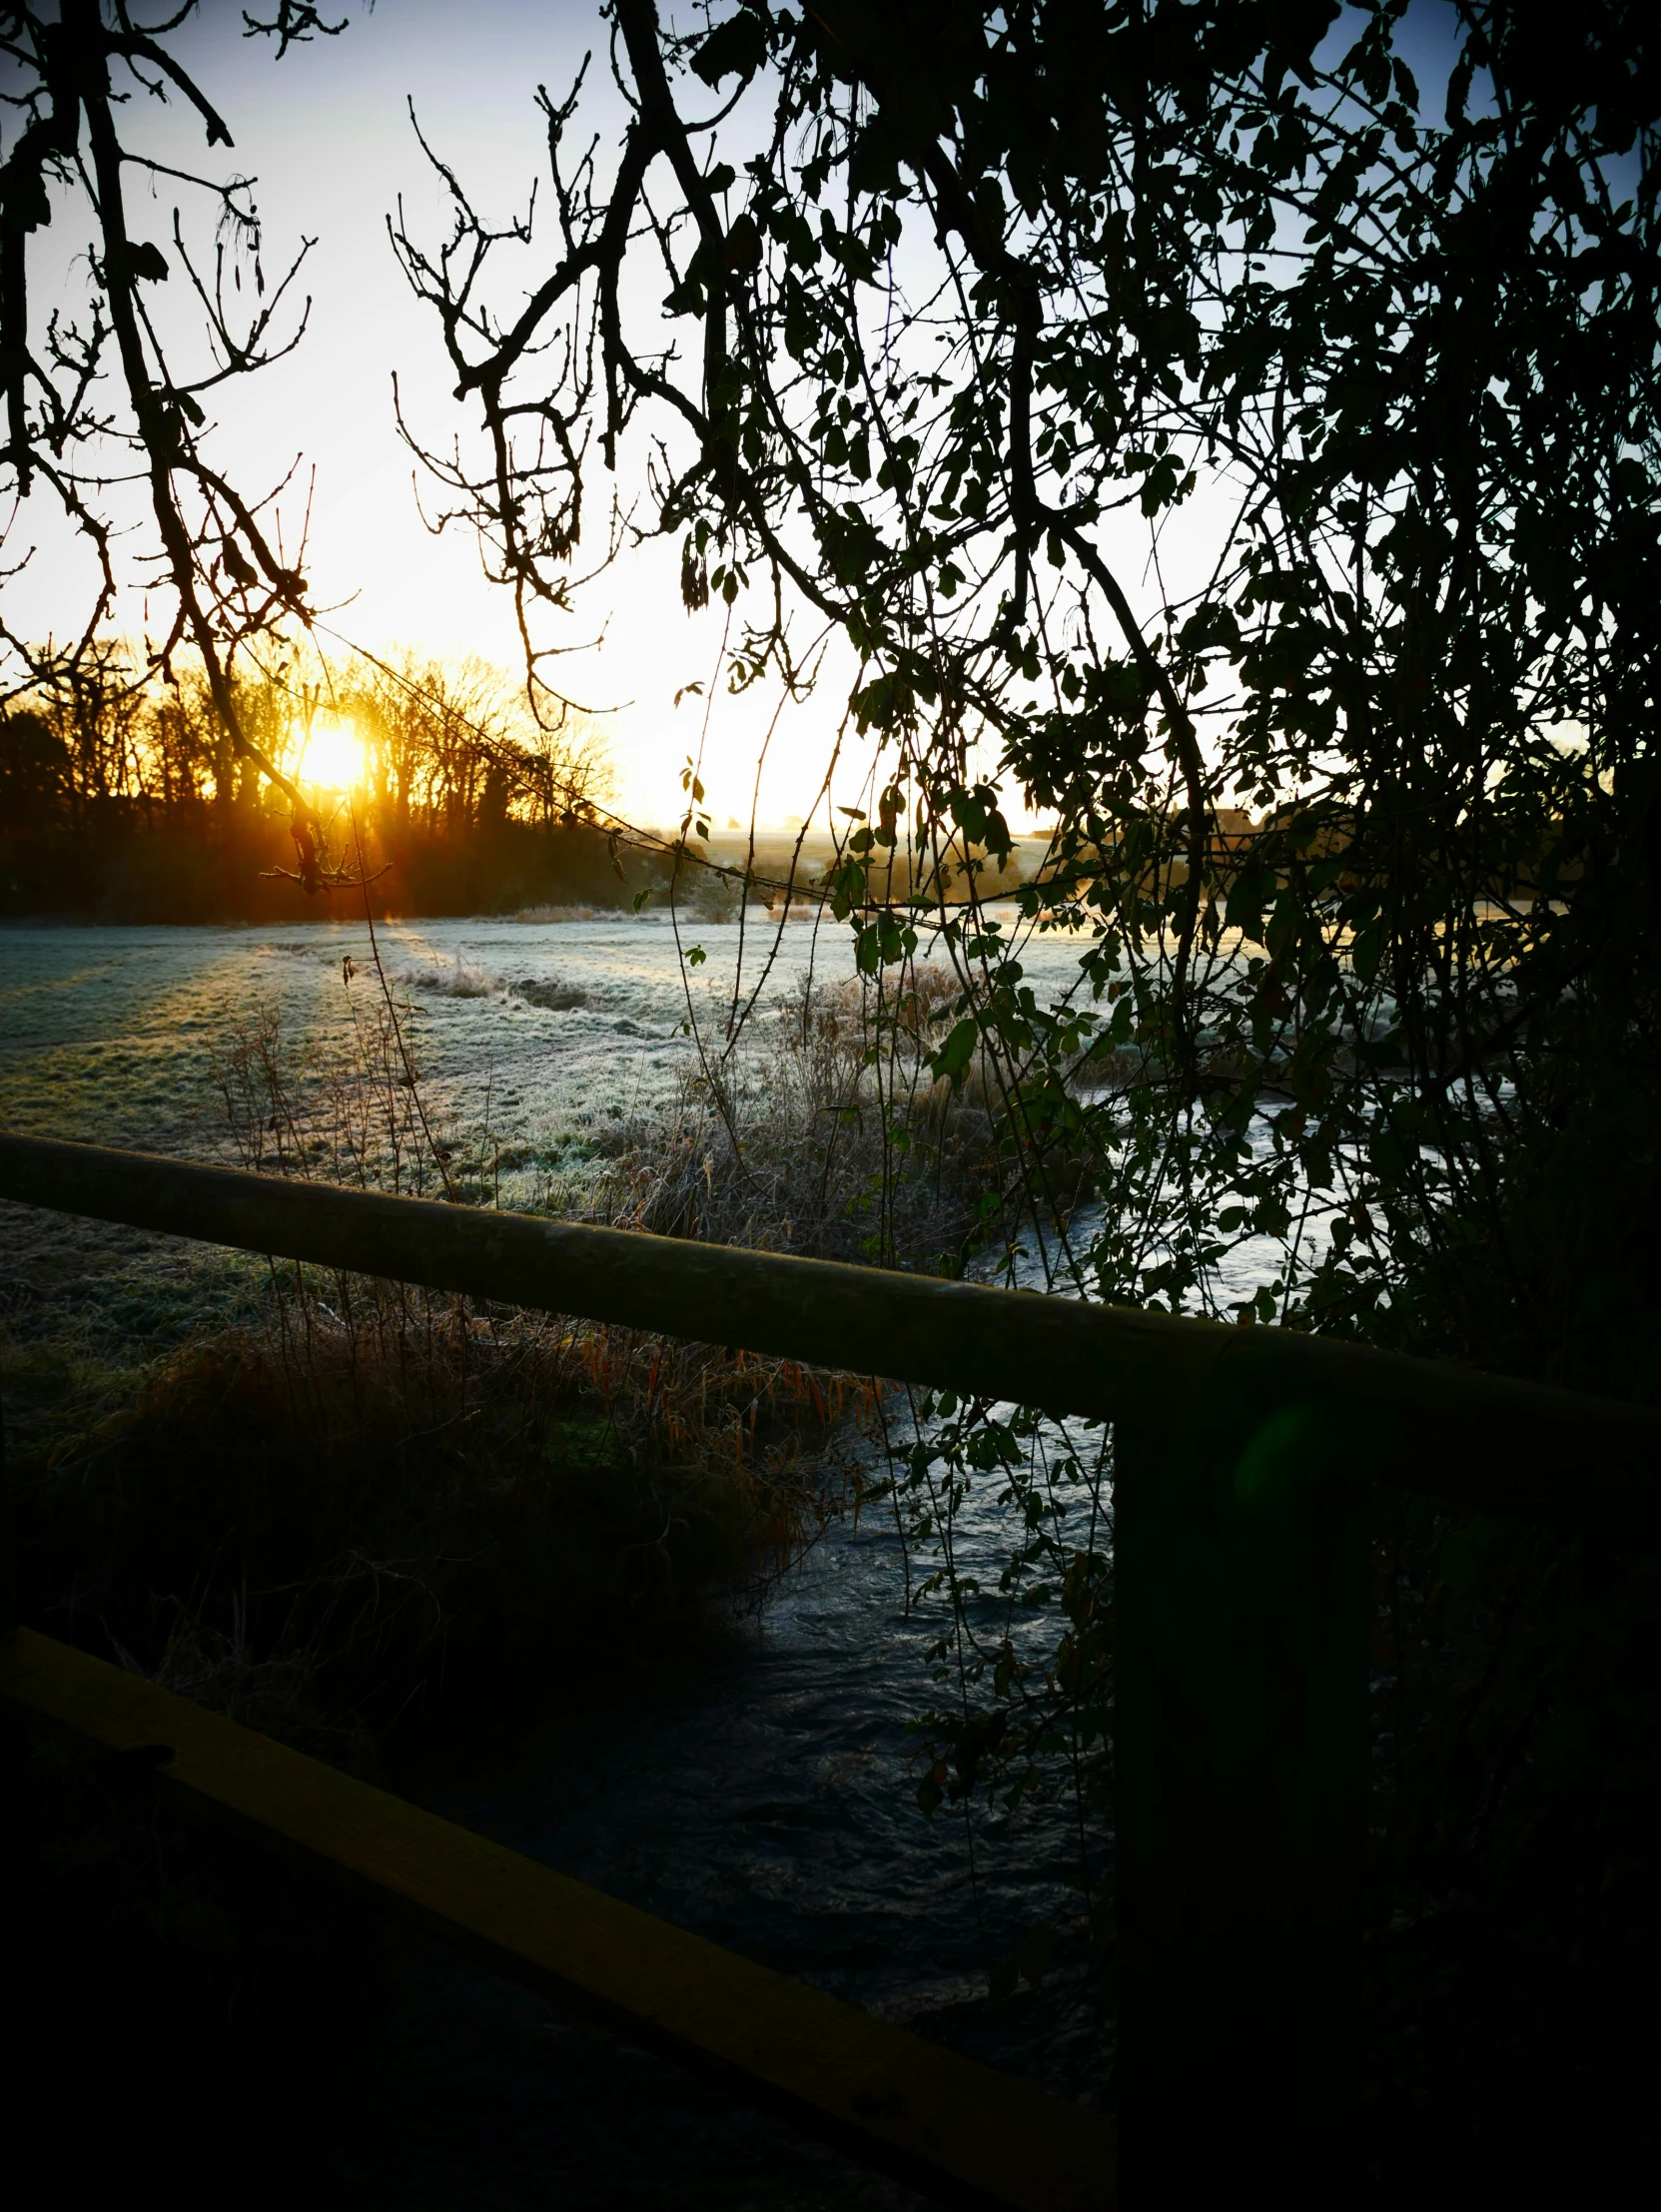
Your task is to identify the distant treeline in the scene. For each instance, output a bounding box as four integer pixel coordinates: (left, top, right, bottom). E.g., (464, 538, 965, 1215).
(0, 647, 665, 923)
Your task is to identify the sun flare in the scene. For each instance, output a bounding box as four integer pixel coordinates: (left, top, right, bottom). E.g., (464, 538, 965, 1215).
(298, 718, 366, 792)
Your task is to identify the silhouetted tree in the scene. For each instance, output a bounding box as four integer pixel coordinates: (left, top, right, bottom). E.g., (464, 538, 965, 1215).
(0, 704, 66, 826)
(0, 1, 358, 885)
(396, 0, 1660, 1375)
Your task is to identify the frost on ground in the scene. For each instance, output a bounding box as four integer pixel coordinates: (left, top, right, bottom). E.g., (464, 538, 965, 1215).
(388, 953, 505, 999)
(512, 904, 626, 925)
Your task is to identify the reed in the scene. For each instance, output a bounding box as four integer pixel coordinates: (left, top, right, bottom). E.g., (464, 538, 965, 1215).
(591, 966, 1009, 1271)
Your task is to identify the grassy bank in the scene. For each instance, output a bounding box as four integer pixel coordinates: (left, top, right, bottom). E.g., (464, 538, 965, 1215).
(2, 954, 1007, 1744)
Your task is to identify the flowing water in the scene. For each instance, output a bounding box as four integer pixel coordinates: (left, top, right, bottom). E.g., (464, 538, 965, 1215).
(1, 912, 1129, 2206)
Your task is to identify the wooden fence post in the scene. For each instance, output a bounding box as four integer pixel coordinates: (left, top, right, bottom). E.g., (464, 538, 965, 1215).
(1114, 1381, 1369, 2205)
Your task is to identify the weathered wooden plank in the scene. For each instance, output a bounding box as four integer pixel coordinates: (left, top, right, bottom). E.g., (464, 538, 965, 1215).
(0, 1133, 1656, 1522)
(0, 1628, 1113, 2211)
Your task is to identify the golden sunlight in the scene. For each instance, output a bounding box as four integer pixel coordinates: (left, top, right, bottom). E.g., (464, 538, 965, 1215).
(298, 718, 367, 792)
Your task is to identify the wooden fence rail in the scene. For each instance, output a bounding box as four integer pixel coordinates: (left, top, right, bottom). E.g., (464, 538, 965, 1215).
(1, 1132, 1657, 2208)
(0, 1134, 1655, 1517)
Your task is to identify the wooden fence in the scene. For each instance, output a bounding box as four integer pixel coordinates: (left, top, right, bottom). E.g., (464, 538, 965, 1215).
(1, 1132, 1656, 2207)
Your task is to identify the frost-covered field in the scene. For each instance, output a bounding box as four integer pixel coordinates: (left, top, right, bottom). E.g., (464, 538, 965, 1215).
(0, 909, 1297, 1325)
(0, 910, 1106, 1147)
(0, 911, 821, 1156)
(0, 911, 1095, 1312)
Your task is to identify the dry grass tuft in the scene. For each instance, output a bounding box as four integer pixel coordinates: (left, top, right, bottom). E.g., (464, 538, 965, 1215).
(591, 966, 1006, 1269)
(8, 1302, 865, 1755)
(512, 902, 626, 924)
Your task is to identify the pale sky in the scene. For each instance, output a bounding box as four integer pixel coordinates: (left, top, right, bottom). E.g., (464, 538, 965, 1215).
(9, 0, 871, 830)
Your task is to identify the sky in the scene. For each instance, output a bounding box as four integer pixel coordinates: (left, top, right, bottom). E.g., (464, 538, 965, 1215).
(9, 0, 861, 831)
(5, 2, 1476, 832)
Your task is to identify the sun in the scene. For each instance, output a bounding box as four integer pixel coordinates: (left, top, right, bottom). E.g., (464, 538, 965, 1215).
(298, 718, 366, 792)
